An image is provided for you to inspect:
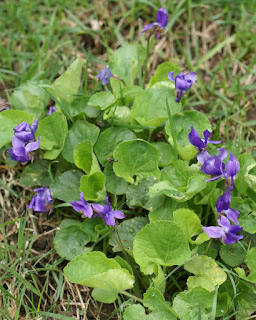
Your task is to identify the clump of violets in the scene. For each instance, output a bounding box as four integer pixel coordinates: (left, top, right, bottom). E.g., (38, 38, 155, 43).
(28, 187, 53, 213)
(70, 193, 125, 226)
(141, 8, 168, 39)
(47, 106, 57, 115)
(188, 129, 243, 245)
(168, 71, 197, 102)
(98, 65, 113, 85)
(8, 119, 40, 163)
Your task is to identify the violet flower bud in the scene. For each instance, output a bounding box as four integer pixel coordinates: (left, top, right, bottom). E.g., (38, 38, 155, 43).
(48, 106, 57, 115)
(216, 190, 240, 225)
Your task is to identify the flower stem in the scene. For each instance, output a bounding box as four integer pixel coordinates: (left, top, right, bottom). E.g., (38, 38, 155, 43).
(120, 291, 143, 304)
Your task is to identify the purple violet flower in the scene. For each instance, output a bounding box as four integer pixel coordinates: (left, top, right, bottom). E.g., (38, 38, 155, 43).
(8, 119, 40, 163)
(98, 65, 113, 85)
(188, 126, 222, 152)
(168, 71, 197, 102)
(216, 190, 240, 225)
(92, 196, 125, 226)
(203, 215, 243, 245)
(197, 149, 240, 190)
(70, 192, 93, 218)
(28, 187, 53, 213)
(141, 8, 168, 39)
(48, 106, 57, 115)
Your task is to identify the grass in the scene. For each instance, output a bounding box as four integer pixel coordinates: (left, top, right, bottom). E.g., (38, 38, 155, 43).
(1, 0, 256, 318)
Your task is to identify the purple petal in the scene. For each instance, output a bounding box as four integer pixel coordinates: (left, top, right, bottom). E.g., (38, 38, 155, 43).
(217, 148, 228, 161)
(47, 107, 57, 116)
(156, 8, 168, 29)
(188, 126, 205, 151)
(202, 226, 225, 239)
(216, 190, 231, 213)
(140, 22, 158, 35)
(186, 72, 197, 83)
(201, 155, 223, 175)
(226, 152, 240, 178)
(175, 91, 183, 102)
(7, 148, 18, 161)
(203, 130, 211, 143)
(83, 206, 93, 218)
(197, 150, 211, 164)
(70, 200, 85, 213)
(204, 174, 224, 182)
(25, 137, 40, 153)
(104, 214, 116, 226)
(228, 225, 243, 235)
(224, 208, 240, 225)
(12, 136, 25, 148)
(224, 234, 243, 245)
(92, 203, 109, 215)
(217, 216, 230, 230)
(175, 76, 193, 92)
(14, 122, 34, 143)
(28, 195, 36, 210)
(29, 196, 47, 213)
(31, 119, 38, 134)
(98, 65, 113, 85)
(208, 140, 223, 145)
(167, 72, 175, 82)
(112, 210, 125, 220)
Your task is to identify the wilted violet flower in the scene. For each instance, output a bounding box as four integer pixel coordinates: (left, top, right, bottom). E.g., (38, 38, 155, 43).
(141, 8, 168, 39)
(70, 192, 93, 218)
(203, 215, 243, 245)
(28, 187, 53, 213)
(14, 119, 38, 143)
(188, 126, 222, 152)
(48, 106, 57, 115)
(92, 196, 125, 226)
(168, 71, 197, 102)
(216, 190, 240, 225)
(98, 65, 113, 85)
(8, 119, 40, 163)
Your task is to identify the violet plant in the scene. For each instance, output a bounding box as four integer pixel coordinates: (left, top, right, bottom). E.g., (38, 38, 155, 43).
(1, 6, 256, 319)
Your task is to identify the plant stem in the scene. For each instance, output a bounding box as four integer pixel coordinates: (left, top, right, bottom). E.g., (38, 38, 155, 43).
(142, 31, 154, 87)
(120, 291, 143, 304)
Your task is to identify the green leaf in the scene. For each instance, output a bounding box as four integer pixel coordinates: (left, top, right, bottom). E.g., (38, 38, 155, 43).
(62, 120, 100, 163)
(103, 106, 131, 125)
(52, 58, 83, 103)
(143, 287, 177, 319)
(104, 162, 128, 195)
(113, 140, 161, 184)
(54, 219, 90, 260)
(149, 174, 207, 202)
(114, 256, 133, 275)
(149, 62, 180, 87)
(92, 288, 118, 304)
(36, 111, 68, 159)
(130, 87, 180, 128)
(110, 217, 148, 253)
(81, 217, 104, 242)
(173, 209, 209, 244)
(19, 160, 52, 187)
(231, 197, 256, 234)
(50, 170, 83, 202)
(184, 255, 227, 292)
(123, 305, 147, 320)
(79, 171, 106, 201)
(151, 142, 177, 167)
(9, 80, 50, 118)
(94, 127, 136, 166)
(73, 140, 98, 174)
(219, 242, 246, 267)
(149, 197, 187, 222)
(109, 43, 146, 85)
(88, 92, 116, 110)
(126, 178, 157, 208)
(68, 96, 92, 117)
(165, 111, 211, 160)
(64, 251, 134, 292)
(237, 282, 256, 320)
(235, 247, 256, 283)
(153, 265, 166, 294)
(172, 287, 229, 320)
(0, 110, 35, 148)
(133, 221, 191, 274)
